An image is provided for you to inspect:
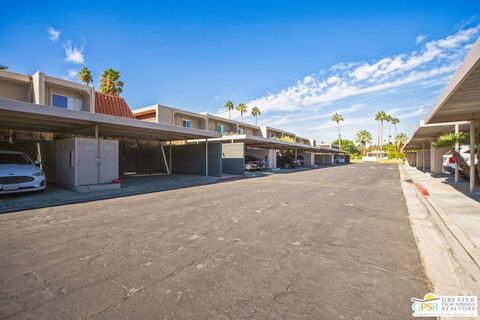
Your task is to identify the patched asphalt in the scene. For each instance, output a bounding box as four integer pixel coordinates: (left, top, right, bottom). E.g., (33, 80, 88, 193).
(0, 164, 428, 319)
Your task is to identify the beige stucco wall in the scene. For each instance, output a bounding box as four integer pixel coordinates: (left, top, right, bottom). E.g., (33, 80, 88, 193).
(141, 117, 157, 122)
(156, 105, 174, 125)
(208, 119, 236, 133)
(174, 113, 205, 129)
(242, 127, 255, 135)
(0, 78, 31, 102)
(45, 84, 91, 112)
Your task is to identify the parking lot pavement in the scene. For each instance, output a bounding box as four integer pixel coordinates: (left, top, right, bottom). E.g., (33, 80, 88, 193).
(0, 164, 428, 319)
(0, 174, 218, 214)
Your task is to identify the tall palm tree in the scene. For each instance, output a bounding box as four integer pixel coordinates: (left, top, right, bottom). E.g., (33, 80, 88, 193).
(374, 111, 388, 150)
(251, 106, 261, 126)
(78, 67, 93, 86)
(356, 130, 372, 155)
(224, 100, 234, 120)
(386, 115, 393, 144)
(331, 112, 344, 148)
(236, 103, 248, 123)
(99, 68, 124, 96)
(391, 117, 400, 139)
(395, 133, 408, 152)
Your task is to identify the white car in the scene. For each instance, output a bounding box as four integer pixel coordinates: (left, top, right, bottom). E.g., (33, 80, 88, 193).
(0, 151, 46, 194)
(442, 145, 478, 176)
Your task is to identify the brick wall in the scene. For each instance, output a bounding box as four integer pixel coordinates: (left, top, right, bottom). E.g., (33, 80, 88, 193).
(222, 143, 245, 175)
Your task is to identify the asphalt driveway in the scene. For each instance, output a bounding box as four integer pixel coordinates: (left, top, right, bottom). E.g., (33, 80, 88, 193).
(0, 164, 428, 319)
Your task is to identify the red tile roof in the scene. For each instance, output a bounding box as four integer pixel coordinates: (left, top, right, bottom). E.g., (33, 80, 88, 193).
(94, 92, 135, 119)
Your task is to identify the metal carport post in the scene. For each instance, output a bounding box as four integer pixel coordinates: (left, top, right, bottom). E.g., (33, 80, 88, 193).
(469, 121, 476, 192)
(455, 124, 459, 183)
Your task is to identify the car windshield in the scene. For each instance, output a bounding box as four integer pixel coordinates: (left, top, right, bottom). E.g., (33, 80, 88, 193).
(0, 153, 32, 164)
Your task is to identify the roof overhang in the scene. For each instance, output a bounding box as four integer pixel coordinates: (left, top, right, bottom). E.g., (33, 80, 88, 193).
(404, 121, 471, 150)
(425, 37, 480, 124)
(193, 134, 346, 153)
(0, 98, 221, 141)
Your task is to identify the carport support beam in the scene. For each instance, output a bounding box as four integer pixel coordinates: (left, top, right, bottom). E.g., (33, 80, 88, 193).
(169, 141, 172, 174)
(422, 142, 426, 173)
(205, 139, 209, 176)
(455, 124, 459, 184)
(161, 144, 170, 175)
(469, 121, 476, 192)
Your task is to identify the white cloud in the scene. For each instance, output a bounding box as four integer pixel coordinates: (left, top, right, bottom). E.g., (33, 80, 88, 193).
(247, 25, 479, 114)
(63, 41, 85, 64)
(65, 69, 78, 80)
(240, 25, 480, 143)
(47, 27, 61, 41)
(416, 35, 426, 43)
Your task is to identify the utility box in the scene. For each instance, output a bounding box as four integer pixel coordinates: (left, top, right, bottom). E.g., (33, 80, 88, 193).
(56, 137, 119, 186)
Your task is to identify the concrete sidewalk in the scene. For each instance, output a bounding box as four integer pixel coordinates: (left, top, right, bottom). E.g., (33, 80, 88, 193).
(402, 165, 480, 267)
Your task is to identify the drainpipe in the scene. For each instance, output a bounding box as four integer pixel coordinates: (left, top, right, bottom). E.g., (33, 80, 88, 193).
(469, 121, 476, 192)
(455, 123, 459, 184)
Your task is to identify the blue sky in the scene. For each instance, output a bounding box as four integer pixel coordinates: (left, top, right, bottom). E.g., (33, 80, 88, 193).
(1, 1, 480, 143)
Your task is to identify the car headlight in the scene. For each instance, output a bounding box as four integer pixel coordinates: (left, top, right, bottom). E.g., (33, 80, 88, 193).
(32, 171, 45, 177)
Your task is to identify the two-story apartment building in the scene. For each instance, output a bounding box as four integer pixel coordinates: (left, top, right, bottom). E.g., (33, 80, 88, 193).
(0, 70, 95, 112)
(0, 69, 223, 190)
(132, 103, 345, 173)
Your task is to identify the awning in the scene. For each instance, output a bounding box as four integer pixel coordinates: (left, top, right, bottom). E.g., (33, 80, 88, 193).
(425, 37, 480, 124)
(193, 134, 346, 154)
(0, 98, 221, 141)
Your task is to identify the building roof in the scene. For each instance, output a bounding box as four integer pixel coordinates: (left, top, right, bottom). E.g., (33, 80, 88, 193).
(425, 37, 480, 124)
(404, 121, 473, 150)
(0, 98, 221, 141)
(95, 92, 135, 119)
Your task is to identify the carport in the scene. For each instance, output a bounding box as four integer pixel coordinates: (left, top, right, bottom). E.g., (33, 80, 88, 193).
(404, 121, 472, 176)
(0, 98, 222, 191)
(422, 37, 480, 191)
(198, 134, 344, 174)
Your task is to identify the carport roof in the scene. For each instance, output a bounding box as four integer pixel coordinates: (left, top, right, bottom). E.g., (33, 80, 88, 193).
(404, 121, 471, 150)
(202, 134, 346, 153)
(425, 37, 480, 124)
(0, 98, 221, 141)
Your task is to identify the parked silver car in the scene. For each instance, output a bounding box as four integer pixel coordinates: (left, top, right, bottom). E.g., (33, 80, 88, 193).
(0, 151, 46, 194)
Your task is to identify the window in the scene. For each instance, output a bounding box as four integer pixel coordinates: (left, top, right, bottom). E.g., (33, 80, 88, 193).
(216, 124, 225, 134)
(52, 94, 83, 111)
(182, 119, 191, 128)
(237, 128, 244, 134)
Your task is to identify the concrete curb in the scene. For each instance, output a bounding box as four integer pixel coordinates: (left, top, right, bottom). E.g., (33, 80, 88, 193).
(403, 167, 480, 269)
(400, 165, 480, 279)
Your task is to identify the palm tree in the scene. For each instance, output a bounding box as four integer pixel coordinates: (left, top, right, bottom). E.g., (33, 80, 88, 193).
(99, 68, 124, 96)
(78, 67, 93, 86)
(374, 111, 388, 150)
(236, 103, 248, 123)
(356, 130, 372, 155)
(331, 112, 344, 148)
(251, 106, 261, 126)
(386, 115, 393, 144)
(224, 100, 234, 120)
(395, 133, 408, 152)
(391, 117, 400, 139)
